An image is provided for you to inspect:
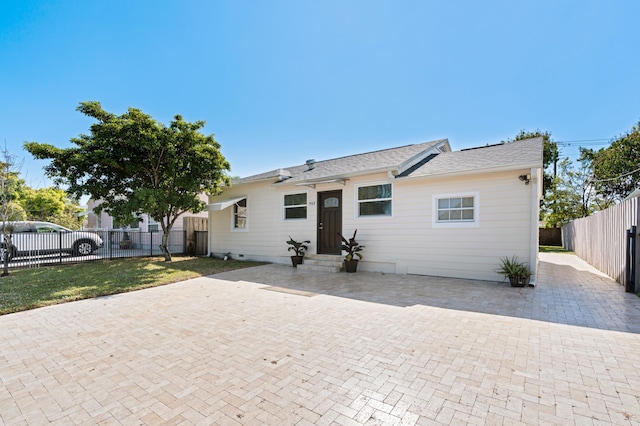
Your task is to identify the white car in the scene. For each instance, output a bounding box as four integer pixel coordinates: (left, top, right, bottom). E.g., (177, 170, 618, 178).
(0, 221, 104, 260)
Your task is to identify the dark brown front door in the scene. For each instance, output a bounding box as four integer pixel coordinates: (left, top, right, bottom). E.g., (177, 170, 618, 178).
(317, 190, 342, 254)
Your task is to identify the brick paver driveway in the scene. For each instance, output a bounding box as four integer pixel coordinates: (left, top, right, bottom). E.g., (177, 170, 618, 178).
(2, 253, 640, 425)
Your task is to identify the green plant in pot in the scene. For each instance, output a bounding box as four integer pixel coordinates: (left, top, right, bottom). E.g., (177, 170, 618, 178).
(286, 236, 310, 267)
(496, 255, 531, 287)
(119, 230, 131, 249)
(338, 229, 364, 273)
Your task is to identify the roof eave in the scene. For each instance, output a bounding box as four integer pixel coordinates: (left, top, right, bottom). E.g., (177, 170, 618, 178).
(274, 166, 397, 187)
(398, 162, 543, 180)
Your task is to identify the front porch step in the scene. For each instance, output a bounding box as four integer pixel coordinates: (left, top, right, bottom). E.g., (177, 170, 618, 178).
(296, 264, 341, 273)
(297, 255, 343, 273)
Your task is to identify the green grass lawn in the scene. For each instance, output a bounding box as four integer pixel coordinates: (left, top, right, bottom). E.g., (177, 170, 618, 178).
(0, 256, 264, 315)
(539, 245, 573, 253)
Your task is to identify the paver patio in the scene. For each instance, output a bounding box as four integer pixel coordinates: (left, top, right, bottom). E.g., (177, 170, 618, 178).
(1, 253, 640, 425)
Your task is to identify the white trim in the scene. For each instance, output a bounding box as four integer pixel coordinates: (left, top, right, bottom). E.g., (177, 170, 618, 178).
(529, 167, 542, 285)
(282, 191, 309, 221)
(397, 141, 448, 175)
(231, 197, 248, 232)
(355, 182, 393, 218)
(208, 196, 247, 211)
(294, 178, 347, 188)
(398, 162, 542, 181)
(432, 192, 480, 228)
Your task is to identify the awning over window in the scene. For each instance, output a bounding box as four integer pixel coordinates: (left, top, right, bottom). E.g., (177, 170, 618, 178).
(207, 197, 246, 211)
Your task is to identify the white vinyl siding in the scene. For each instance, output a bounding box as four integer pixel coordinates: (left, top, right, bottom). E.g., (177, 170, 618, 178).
(357, 183, 392, 217)
(283, 193, 307, 220)
(209, 168, 539, 283)
(209, 182, 318, 261)
(344, 172, 533, 281)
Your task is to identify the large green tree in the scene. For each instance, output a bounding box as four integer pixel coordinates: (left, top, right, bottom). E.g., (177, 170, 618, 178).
(591, 121, 640, 202)
(22, 187, 83, 229)
(542, 151, 602, 227)
(0, 148, 26, 276)
(25, 101, 230, 261)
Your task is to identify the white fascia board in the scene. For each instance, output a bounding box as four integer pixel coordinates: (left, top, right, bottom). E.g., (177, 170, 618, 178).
(207, 196, 246, 211)
(397, 162, 543, 181)
(397, 142, 447, 175)
(276, 167, 396, 187)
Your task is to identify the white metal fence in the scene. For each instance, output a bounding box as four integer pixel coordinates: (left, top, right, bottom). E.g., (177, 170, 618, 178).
(4, 229, 186, 269)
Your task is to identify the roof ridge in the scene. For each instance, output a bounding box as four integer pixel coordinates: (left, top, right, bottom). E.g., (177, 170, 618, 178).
(294, 139, 443, 168)
(235, 138, 449, 184)
(459, 142, 505, 152)
(459, 137, 542, 152)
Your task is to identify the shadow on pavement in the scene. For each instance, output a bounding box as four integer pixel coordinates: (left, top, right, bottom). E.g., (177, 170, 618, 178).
(211, 253, 640, 334)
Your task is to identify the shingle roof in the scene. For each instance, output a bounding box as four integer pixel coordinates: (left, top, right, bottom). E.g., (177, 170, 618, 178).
(234, 139, 448, 185)
(405, 137, 543, 178)
(232, 137, 543, 186)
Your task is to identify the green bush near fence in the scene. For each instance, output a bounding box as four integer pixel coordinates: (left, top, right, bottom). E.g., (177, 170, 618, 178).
(0, 256, 264, 315)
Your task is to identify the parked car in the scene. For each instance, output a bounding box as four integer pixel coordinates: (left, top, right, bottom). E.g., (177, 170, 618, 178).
(0, 221, 104, 261)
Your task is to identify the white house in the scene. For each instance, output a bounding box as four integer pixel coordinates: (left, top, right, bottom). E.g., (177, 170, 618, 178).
(84, 195, 209, 232)
(83, 196, 210, 254)
(207, 137, 543, 283)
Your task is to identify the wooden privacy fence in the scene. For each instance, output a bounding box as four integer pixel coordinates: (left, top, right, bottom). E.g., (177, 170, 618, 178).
(562, 197, 640, 291)
(539, 227, 562, 246)
(184, 217, 208, 255)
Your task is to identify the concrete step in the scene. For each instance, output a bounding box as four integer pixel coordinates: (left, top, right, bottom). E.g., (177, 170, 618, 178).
(304, 259, 343, 267)
(305, 255, 343, 265)
(297, 255, 344, 273)
(296, 264, 342, 273)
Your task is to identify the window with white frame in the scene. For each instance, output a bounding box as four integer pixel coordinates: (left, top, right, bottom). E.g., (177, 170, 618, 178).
(148, 217, 159, 233)
(233, 198, 247, 229)
(114, 216, 141, 230)
(357, 183, 392, 216)
(432, 192, 479, 228)
(284, 193, 307, 220)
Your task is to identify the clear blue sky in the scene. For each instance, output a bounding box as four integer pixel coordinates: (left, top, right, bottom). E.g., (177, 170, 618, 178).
(1, 1, 639, 190)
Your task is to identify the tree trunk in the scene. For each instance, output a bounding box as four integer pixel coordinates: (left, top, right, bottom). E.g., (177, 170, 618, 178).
(1, 237, 12, 277)
(160, 230, 172, 261)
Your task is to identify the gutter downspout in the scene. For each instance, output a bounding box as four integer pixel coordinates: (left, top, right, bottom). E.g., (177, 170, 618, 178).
(529, 167, 542, 285)
(207, 198, 214, 257)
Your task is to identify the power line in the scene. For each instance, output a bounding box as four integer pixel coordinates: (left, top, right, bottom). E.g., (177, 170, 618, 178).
(545, 137, 640, 184)
(556, 140, 610, 147)
(556, 138, 610, 143)
(590, 166, 640, 183)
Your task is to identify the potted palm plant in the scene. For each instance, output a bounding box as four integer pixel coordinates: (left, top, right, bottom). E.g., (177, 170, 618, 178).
(496, 255, 531, 287)
(339, 230, 364, 273)
(286, 236, 310, 267)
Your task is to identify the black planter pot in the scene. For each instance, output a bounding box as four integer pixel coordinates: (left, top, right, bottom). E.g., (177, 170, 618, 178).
(344, 260, 359, 273)
(509, 276, 529, 287)
(291, 256, 304, 267)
